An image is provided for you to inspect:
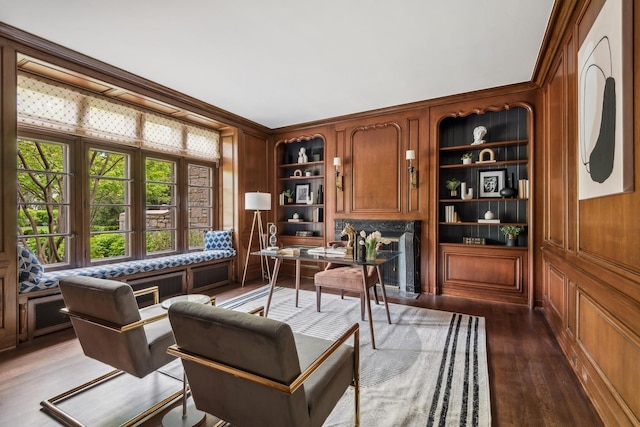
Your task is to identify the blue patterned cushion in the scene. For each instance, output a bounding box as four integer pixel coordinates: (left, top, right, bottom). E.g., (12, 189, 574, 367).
(204, 229, 233, 250)
(17, 246, 43, 283)
(19, 248, 236, 294)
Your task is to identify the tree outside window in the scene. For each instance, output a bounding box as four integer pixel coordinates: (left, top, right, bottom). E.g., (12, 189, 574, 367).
(17, 138, 70, 265)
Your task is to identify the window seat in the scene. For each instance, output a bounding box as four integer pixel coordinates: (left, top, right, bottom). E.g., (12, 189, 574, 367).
(18, 249, 235, 294)
(17, 229, 237, 343)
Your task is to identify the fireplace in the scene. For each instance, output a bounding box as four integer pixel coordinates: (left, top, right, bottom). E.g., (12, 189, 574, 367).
(334, 219, 421, 295)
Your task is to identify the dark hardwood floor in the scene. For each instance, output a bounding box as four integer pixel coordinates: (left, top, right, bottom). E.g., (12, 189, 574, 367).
(0, 278, 603, 426)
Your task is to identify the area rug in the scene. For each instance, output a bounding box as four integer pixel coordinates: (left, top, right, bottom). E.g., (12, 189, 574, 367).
(219, 286, 491, 426)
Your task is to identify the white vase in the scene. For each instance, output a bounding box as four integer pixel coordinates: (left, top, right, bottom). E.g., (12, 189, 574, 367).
(461, 182, 473, 200)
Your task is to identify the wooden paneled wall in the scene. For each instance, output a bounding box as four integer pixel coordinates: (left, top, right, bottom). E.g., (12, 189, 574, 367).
(0, 39, 19, 351)
(539, 0, 640, 425)
(273, 111, 430, 289)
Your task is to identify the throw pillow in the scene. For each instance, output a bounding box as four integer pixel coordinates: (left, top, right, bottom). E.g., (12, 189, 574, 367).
(18, 246, 44, 283)
(204, 229, 233, 250)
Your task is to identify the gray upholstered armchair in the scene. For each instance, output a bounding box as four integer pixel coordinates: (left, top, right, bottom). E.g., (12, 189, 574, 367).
(167, 301, 360, 427)
(41, 276, 182, 427)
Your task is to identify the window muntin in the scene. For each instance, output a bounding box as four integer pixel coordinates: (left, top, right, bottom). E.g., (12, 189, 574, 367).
(187, 163, 214, 249)
(88, 149, 132, 260)
(17, 138, 71, 266)
(145, 157, 177, 254)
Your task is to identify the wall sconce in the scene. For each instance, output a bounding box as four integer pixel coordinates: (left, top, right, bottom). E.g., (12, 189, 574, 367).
(333, 157, 343, 191)
(406, 150, 417, 188)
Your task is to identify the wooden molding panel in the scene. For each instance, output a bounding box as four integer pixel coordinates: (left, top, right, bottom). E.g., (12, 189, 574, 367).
(544, 55, 566, 248)
(544, 260, 566, 322)
(350, 122, 401, 213)
(439, 244, 528, 305)
(578, 291, 640, 424)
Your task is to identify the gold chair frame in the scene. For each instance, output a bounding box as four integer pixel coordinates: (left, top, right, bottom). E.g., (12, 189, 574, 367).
(167, 306, 361, 426)
(40, 286, 216, 427)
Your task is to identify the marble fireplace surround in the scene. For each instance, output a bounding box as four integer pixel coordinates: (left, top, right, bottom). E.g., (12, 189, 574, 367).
(333, 219, 421, 295)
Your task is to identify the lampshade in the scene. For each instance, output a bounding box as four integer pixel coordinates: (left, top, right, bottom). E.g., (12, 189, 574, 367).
(245, 192, 271, 211)
(406, 150, 416, 160)
(333, 157, 342, 167)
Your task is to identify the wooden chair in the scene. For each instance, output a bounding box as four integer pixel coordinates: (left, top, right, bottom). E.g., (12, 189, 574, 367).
(314, 241, 391, 349)
(167, 302, 360, 427)
(41, 276, 184, 427)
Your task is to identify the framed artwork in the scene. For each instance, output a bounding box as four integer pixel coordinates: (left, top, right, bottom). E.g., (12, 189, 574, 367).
(577, 0, 633, 200)
(295, 184, 310, 204)
(478, 169, 506, 198)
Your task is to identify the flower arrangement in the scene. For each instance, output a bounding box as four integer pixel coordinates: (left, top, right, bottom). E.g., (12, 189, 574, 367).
(359, 230, 391, 261)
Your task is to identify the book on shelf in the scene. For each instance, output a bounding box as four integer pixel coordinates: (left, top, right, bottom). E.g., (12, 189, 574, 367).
(288, 218, 303, 222)
(478, 218, 500, 223)
(518, 179, 530, 199)
(463, 237, 486, 245)
(312, 207, 323, 223)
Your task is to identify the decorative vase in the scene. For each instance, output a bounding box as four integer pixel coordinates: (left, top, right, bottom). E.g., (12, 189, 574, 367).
(506, 235, 517, 246)
(365, 246, 377, 261)
(500, 173, 517, 198)
(316, 185, 323, 204)
(461, 182, 473, 200)
(450, 190, 458, 197)
(462, 158, 472, 164)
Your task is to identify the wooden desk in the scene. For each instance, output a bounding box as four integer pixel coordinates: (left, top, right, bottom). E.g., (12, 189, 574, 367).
(254, 248, 399, 348)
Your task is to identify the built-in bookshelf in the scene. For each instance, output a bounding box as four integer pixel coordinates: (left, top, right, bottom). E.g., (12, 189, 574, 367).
(274, 136, 325, 244)
(436, 104, 533, 306)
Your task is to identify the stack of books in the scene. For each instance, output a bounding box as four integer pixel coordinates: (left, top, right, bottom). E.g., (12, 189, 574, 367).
(307, 246, 347, 257)
(312, 207, 323, 222)
(276, 247, 300, 256)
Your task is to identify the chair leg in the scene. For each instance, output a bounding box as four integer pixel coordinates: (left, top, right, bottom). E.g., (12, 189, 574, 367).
(359, 293, 365, 321)
(373, 284, 380, 305)
(316, 286, 322, 312)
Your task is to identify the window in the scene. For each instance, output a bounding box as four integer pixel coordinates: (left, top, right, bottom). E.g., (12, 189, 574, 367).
(17, 137, 71, 266)
(187, 163, 214, 249)
(17, 71, 221, 266)
(145, 157, 177, 254)
(89, 148, 132, 260)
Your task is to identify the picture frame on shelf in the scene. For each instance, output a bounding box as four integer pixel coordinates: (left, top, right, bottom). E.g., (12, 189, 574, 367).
(478, 169, 506, 198)
(295, 183, 311, 204)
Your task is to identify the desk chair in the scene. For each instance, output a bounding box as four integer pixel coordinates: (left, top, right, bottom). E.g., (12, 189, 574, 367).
(314, 242, 391, 349)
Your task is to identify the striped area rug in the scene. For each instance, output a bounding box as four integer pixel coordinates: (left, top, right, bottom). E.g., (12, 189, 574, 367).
(219, 286, 490, 426)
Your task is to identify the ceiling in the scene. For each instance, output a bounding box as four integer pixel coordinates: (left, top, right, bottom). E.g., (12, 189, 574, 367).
(0, 1, 555, 129)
